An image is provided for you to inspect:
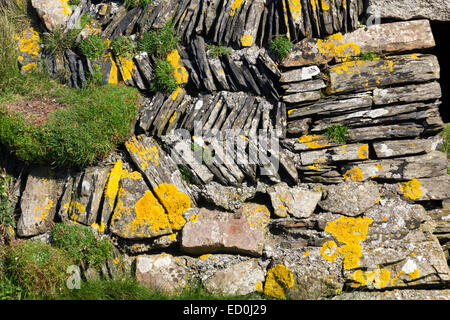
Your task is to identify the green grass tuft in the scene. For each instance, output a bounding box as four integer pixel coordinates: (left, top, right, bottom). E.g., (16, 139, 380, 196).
(42, 27, 80, 58)
(151, 59, 178, 93)
(324, 124, 349, 144)
(357, 51, 379, 61)
(207, 44, 232, 57)
(78, 34, 109, 60)
(51, 223, 114, 268)
(270, 35, 293, 60)
(124, 0, 152, 8)
(111, 36, 136, 57)
(137, 20, 178, 59)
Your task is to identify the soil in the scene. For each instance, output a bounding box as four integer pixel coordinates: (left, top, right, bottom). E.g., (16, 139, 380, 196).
(4, 97, 71, 125)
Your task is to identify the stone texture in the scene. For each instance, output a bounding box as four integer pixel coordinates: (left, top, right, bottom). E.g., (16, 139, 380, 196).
(31, 0, 72, 31)
(136, 253, 188, 294)
(373, 82, 442, 105)
(17, 166, 68, 237)
(267, 182, 322, 218)
(280, 66, 320, 83)
(333, 290, 450, 300)
(318, 181, 380, 216)
(180, 204, 270, 257)
(373, 137, 443, 159)
(367, 0, 450, 21)
(203, 259, 265, 296)
(327, 54, 440, 95)
(282, 20, 435, 68)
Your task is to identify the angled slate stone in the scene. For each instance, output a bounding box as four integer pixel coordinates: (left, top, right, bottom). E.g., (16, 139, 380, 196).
(373, 82, 442, 105)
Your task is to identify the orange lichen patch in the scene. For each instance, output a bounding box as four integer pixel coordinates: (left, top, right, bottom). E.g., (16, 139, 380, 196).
(199, 254, 211, 260)
(358, 144, 369, 160)
(334, 42, 360, 62)
(263, 265, 294, 300)
(64, 201, 86, 221)
(91, 222, 106, 233)
(287, 108, 297, 115)
(397, 179, 422, 200)
(103, 52, 119, 84)
(244, 204, 271, 229)
(298, 134, 331, 149)
(390, 270, 405, 286)
(343, 167, 364, 182)
(189, 214, 198, 222)
(321, 0, 330, 10)
(352, 268, 391, 289)
(167, 50, 189, 85)
(408, 269, 420, 280)
(104, 160, 123, 208)
(320, 240, 338, 263)
(310, 0, 317, 10)
(121, 169, 142, 180)
(322, 216, 373, 270)
(117, 55, 134, 81)
(255, 282, 263, 292)
(171, 87, 182, 101)
(153, 183, 190, 231)
(132, 190, 171, 234)
(125, 136, 160, 170)
(229, 0, 244, 16)
(317, 33, 343, 57)
(14, 27, 40, 60)
(303, 251, 310, 257)
(240, 33, 252, 47)
(287, 0, 302, 20)
(59, 0, 72, 15)
(34, 199, 53, 223)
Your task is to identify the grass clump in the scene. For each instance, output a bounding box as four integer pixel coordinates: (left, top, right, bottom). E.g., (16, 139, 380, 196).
(357, 51, 379, 61)
(0, 172, 14, 230)
(78, 34, 108, 60)
(69, 0, 81, 5)
(0, 74, 139, 168)
(124, 0, 152, 8)
(51, 223, 114, 268)
(3, 241, 73, 298)
(111, 36, 136, 57)
(440, 123, 450, 174)
(270, 35, 293, 60)
(42, 27, 80, 58)
(137, 20, 178, 59)
(151, 59, 178, 93)
(324, 124, 349, 144)
(207, 44, 232, 57)
(79, 13, 91, 29)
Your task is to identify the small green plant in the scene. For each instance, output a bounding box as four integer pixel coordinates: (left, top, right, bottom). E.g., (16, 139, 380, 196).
(0, 172, 14, 229)
(178, 165, 192, 184)
(137, 20, 178, 59)
(357, 51, 379, 61)
(151, 59, 178, 93)
(79, 34, 108, 60)
(51, 223, 114, 268)
(69, 0, 81, 5)
(42, 27, 80, 57)
(124, 0, 152, 8)
(79, 13, 91, 29)
(89, 64, 103, 86)
(270, 35, 293, 60)
(440, 123, 450, 156)
(324, 124, 349, 144)
(4, 241, 73, 297)
(111, 36, 136, 57)
(207, 44, 232, 57)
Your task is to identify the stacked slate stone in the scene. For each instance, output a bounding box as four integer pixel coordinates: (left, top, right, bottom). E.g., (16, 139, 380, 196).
(8, 0, 450, 299)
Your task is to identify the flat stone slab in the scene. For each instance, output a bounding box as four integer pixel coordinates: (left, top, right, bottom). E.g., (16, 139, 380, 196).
(180, 204, 270, 257)
(367, 0, 450, 21)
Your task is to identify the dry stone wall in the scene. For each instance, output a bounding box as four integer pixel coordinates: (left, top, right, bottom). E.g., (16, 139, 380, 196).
(6, 0, 450, 299)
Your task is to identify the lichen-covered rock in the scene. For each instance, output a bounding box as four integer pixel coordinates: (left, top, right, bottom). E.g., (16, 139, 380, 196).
(333, 289, 450, 300)
(267, 182, 322, 218)
(263, 264, 295, 300)
(14, 27, 41, 73)
(318, 181, 380, 216)
(180, 204, 270, 257)
(203, 259, 265, 296)
(367, 0, 450, 21)
(17, 166, 68, 237)
(31, 0, 72, 31)
(136, 253, 188, 294)
(109, 170, 173, 239)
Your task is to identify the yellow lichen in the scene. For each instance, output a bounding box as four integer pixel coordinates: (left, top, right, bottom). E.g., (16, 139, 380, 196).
(34, 199, 53, 223)
(64, 201, 86, 221)
(255, 282, 263, 292)
(189, 214, 198, 222)
(59, 0, 72, 15)
(343, 167, 364, 182)
(91, 222, 106, 233)
(104, 160, 123, 208)
(408, 269, 420, 280)
(397, 179, 422, 200)
(167, 50, 189, 84)
(298, 134, 331, 149)
(199, 254, 211, 260)
(322, 216, 373, 270)
(320, 240, 339, 263)
(358, 144, 369, 160)
(125, 136, 160, 170)
(287, 0, 302, 20)
(133, 190, 171, 233)
(103, 52, 118, 84)
(240, 33, 252, 47)
(153, 183, 190, 231)
(229, 0, 244, 16)
(244, 204, 271, 229)
(14, 27, 40, 61)
(171, 87, 182, 101)
(263, 265, 294, 300)
(352, 268, 391, 289)
(117, 55, 134, 81)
